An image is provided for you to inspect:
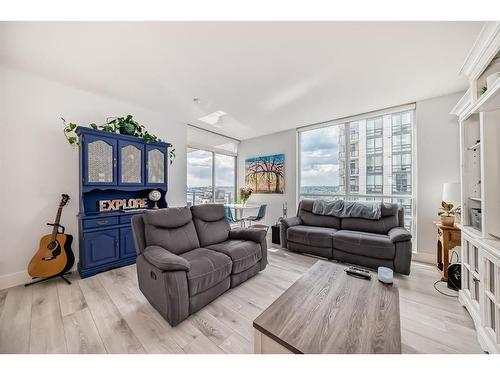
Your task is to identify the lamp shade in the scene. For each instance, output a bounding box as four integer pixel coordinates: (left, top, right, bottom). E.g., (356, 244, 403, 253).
(442, 182, 460, 206)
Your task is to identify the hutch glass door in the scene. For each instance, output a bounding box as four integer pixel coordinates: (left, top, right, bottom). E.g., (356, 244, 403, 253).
(84, 135, 117, 186)
(119, 140, 144, 185)
(146, 145, 166, 186)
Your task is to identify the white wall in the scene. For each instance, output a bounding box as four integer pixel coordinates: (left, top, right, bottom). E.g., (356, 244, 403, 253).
(237, 129, 297, 228)
(0, 66, 187, 288)
(414, 92, 463, 261)
(237, 92, 463, 261)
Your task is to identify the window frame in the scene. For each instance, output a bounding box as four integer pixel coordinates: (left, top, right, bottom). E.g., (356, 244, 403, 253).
(297, 104, 417, 250)
(186, 147, 237, 206)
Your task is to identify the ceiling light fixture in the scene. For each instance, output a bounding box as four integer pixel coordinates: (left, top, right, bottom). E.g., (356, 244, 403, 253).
(198, 110, 227, 127)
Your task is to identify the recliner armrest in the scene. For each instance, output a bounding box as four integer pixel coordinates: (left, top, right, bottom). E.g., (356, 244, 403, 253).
(280, 216, 302, 228)
(143, 245, 190, 271)
(229, 227, 266, 243)
(388, 227, 412, 243)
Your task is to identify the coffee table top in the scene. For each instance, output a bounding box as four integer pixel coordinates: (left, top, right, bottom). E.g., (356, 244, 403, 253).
(253, 260, 401, 354)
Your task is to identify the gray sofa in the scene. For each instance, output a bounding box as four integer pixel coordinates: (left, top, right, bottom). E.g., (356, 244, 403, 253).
(131, 204, 267, 326)
(280, 199, 412, 275)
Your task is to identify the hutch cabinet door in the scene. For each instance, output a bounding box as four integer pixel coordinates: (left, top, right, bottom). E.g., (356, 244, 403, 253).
(119, 227, 137, 258)
(82, 229, 120, 268)
(83, 134, 118, 186)
(146, 144, 167, 187)
(118, 140, 144, 186)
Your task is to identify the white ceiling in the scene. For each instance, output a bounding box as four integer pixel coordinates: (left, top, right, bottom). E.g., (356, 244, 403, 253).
(0, 21, 483, 140)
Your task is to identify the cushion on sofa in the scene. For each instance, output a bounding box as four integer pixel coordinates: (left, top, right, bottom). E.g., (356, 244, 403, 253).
(287, 225, 337, 248)
(340, 203, 400, 234)
(341, 215, 399, 235)
(143, 208, 200, 254)
(191, 204, 230, 247)
(298, 199, 340, 228)
(180, 248, 232, 295)
(332, 230, 395, 259)
(207, 239, 262, 274)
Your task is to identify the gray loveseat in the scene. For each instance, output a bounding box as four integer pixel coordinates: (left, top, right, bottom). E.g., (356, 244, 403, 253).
(280, 199, 412, 275)
(131, 204, 267, 326)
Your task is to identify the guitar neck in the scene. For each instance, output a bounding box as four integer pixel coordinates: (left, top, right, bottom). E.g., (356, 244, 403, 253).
(50, 206, 64, 241)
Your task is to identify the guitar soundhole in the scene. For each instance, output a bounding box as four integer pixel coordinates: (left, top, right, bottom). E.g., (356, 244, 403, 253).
(47, 241, 58, 251)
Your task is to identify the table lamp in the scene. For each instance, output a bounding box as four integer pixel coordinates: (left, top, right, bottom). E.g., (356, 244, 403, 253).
(442, 182, 460, 207)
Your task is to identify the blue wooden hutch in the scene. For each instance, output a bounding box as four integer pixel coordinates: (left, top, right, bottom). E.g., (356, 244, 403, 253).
(76, 127, 171, 278)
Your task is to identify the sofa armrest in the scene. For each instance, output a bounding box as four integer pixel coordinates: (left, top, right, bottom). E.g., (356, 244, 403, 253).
(229, 228, 268, 271)
(279, 217, 301, 249)
(143, 245, 190, 271)
(388, 227, 412, 243)
(229, 227, 266, 242)
(280, 216, 302, 228)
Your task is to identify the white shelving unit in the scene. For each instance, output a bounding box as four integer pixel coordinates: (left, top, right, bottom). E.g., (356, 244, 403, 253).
(451, 21, 500, 353)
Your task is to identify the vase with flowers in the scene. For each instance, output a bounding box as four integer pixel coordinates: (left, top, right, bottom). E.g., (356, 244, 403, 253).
(239, 186, 253, 206)
(438, 201, 461, 227)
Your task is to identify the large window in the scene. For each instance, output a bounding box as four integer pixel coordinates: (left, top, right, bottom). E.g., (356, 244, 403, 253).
(300, 125, 345, 196)
(299, 107, 415, 234)
(187, 148, 236, 206)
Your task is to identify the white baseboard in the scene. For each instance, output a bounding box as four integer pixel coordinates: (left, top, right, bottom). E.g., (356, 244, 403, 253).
(412, 251, 435, 264)
(0, 266, 78, 290)
(0, 270, 33, 290)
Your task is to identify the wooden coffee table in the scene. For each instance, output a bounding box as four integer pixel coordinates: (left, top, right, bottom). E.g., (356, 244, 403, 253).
(253, 260, 401, 354)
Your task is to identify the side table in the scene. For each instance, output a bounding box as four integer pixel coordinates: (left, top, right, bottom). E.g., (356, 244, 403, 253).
(435, 222, 461, 281)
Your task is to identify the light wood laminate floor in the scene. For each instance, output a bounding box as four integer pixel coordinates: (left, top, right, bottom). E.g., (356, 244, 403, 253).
(0, 247, 484, 354)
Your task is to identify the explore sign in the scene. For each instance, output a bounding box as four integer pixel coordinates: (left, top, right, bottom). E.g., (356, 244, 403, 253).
(99, 198, 148, 212)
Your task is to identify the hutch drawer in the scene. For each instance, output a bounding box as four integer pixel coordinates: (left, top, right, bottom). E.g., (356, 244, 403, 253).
(119, 215, 134, 225)
(83, 216, 120, 229)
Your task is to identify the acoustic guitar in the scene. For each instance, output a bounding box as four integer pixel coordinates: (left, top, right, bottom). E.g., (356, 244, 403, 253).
(28, 194, 75, 278)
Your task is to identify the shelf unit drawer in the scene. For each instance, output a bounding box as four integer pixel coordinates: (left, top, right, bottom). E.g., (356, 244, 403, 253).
(83, 216, 119, 230)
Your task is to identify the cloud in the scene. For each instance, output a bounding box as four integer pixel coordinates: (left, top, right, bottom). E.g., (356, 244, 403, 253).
(187, 150, 235, 188)
(300, 126, 342, 187)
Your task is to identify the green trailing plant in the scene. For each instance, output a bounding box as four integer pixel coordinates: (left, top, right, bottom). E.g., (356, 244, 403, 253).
(61, 116, 176, 164)
(481, 85, 488, 95)
(62, 118, 78, 145)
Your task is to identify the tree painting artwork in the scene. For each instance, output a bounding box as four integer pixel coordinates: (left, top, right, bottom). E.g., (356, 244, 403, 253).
(245, 154, 285, 194)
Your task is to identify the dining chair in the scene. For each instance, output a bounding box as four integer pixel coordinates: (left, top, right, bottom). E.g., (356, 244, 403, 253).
(244, 204, 268, 230)
(224, 206, 242, 228)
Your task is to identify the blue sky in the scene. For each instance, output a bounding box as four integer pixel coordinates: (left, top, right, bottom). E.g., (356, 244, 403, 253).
(187, 127, 341, 188)
(187, 150, 235, 187)
(245, 153, 285, 164)
(300, 126, 340, 186)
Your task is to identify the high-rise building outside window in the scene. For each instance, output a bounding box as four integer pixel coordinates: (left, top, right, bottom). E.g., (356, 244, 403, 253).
(299, 106, 415, 235)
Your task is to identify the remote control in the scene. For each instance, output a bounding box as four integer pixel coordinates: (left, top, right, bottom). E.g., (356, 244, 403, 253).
(345, 266, 371, 280)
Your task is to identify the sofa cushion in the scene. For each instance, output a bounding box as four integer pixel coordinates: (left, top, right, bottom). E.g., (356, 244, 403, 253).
(144, 207, 192, 228)
(298, 200, 340, 229)
(191, 204, 230, 247)
(332, 230, 395, 259)
(180, 248, 232, 296)
(207, 240, 262, 274)
(340, 203, 400, 234)
(143, 208, 200, 254)
(287, 225, 337, 248)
